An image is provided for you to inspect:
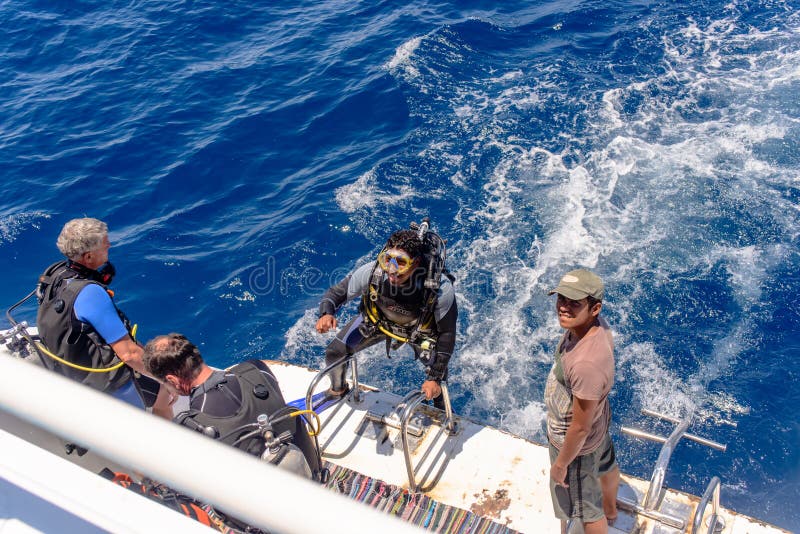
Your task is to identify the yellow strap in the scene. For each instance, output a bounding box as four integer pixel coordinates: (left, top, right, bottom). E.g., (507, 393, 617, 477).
(363, 294, 412, 344)
(34, 342, 125, 373)
(289, 409, 322, 437)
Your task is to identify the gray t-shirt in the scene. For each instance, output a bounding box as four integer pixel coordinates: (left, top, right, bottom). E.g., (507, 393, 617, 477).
(544, 316, 614, 455)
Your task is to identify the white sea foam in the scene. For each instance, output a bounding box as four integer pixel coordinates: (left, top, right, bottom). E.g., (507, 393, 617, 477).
(218, 277, 256, 303)
(282, 308, 329, 369)
(0, 211, 50, 245)
(617, 341, 697, 417)
(334, 169, 419, 213)
(386, 36, 422, 79)
(469, 9, 798, 435)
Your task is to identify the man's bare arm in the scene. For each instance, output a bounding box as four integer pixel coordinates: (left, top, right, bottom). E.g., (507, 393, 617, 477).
(109, 335, 146, 374)
(550, 396, 599, 485)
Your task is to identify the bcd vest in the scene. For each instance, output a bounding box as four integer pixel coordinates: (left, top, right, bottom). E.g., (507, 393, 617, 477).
(362, 271, 436, 340)
(177, 361, 320, 476)
(36, 261, 133, 393)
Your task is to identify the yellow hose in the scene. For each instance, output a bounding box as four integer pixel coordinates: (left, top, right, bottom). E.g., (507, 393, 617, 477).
(34, 342, 125, 373)
(289, 409, 322, 437)
(363, 300, 411, 343)
(33, 323, 139, 373)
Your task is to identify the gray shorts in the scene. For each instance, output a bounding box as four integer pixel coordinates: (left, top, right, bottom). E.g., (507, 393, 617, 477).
(548, 433, 617, 523)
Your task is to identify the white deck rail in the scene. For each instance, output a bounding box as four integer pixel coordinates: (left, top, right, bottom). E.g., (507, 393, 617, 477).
(0, 354, 421, 534)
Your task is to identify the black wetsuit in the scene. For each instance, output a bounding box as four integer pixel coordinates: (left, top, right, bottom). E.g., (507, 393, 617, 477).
(319, 262, 457, 407)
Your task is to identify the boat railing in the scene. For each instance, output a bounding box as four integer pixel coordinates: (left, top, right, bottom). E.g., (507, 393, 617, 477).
(619, 409, 727, 531)
(0, 352, 421, 534)
(6, 290, 52, 368)
(0, 320, 28, 348)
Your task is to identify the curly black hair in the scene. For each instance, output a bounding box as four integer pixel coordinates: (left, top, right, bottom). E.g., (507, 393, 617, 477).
(385, 229, 425, 258)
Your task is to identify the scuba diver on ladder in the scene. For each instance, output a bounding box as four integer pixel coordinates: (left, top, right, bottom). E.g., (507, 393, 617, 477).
(315, 218, 457, 409)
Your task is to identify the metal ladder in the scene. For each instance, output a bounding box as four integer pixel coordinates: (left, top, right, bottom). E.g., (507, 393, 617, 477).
(304, 354, 458, 491)
(363, 383, 457, 491)
(304, 354, 363, 410)
(618, 409, 728, 532)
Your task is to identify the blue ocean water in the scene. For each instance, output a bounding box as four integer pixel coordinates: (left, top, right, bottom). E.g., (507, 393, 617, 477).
(2, 0, 798, 530)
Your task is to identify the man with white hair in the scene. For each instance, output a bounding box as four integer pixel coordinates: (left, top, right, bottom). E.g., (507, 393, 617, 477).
(36, 217, 172, 418)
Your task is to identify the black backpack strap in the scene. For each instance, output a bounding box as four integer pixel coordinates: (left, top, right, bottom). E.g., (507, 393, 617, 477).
(175, 410, 219, 438)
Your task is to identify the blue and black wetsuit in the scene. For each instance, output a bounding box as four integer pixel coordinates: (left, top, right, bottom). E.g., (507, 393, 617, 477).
(318, 262, 457, 405)
(36, 260, 159, 408)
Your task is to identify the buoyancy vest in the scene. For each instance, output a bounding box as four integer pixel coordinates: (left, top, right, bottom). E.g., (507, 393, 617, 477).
(177, 361, 321, 477)
(374, 272, 428, 325)
(361, 270, 451, 375)
(36, 261, 133, 392)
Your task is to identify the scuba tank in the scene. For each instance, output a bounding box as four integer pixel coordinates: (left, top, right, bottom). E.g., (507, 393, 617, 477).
(178, 407, 319, 481)
(256, 414, 313, 479)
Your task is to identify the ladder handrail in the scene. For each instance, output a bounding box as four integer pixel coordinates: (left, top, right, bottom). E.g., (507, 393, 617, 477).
(305, 354, 361, 411)
(439, 382, 456, 434)
(625, 409, 727, 451)
(399, 391, 428, 491)
(397, 382, 458, 491)
(642, 416, 692, 509)
(691, 476, 724, 534)
(621, 409, 727, 513)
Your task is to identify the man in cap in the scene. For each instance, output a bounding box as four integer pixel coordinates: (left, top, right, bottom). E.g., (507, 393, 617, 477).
(544, 268, 619, 534)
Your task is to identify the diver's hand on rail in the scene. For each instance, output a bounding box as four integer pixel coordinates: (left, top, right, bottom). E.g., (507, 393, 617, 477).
(421, 380, 441, 401)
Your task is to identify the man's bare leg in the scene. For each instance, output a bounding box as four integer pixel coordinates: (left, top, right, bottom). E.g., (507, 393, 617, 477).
(600, 465, 620, 521)
(583, 516, 608, 534)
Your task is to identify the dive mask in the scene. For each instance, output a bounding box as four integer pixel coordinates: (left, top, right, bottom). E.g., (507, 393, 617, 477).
(377, 249, 415, 275)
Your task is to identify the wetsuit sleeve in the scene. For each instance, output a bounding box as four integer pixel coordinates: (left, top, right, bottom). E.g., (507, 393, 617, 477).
(73, 283, 128, 344)
(428, 297, 457, 382)
(318, 275, 351, 317)
(433, 278, 455, 323)
(318, 263, 373, 316)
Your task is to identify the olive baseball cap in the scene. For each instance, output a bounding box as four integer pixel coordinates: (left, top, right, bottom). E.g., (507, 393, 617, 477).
(548, 269, 604, 301)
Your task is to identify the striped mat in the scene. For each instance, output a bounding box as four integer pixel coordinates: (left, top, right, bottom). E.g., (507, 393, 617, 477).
(322, 462, 519, 534)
